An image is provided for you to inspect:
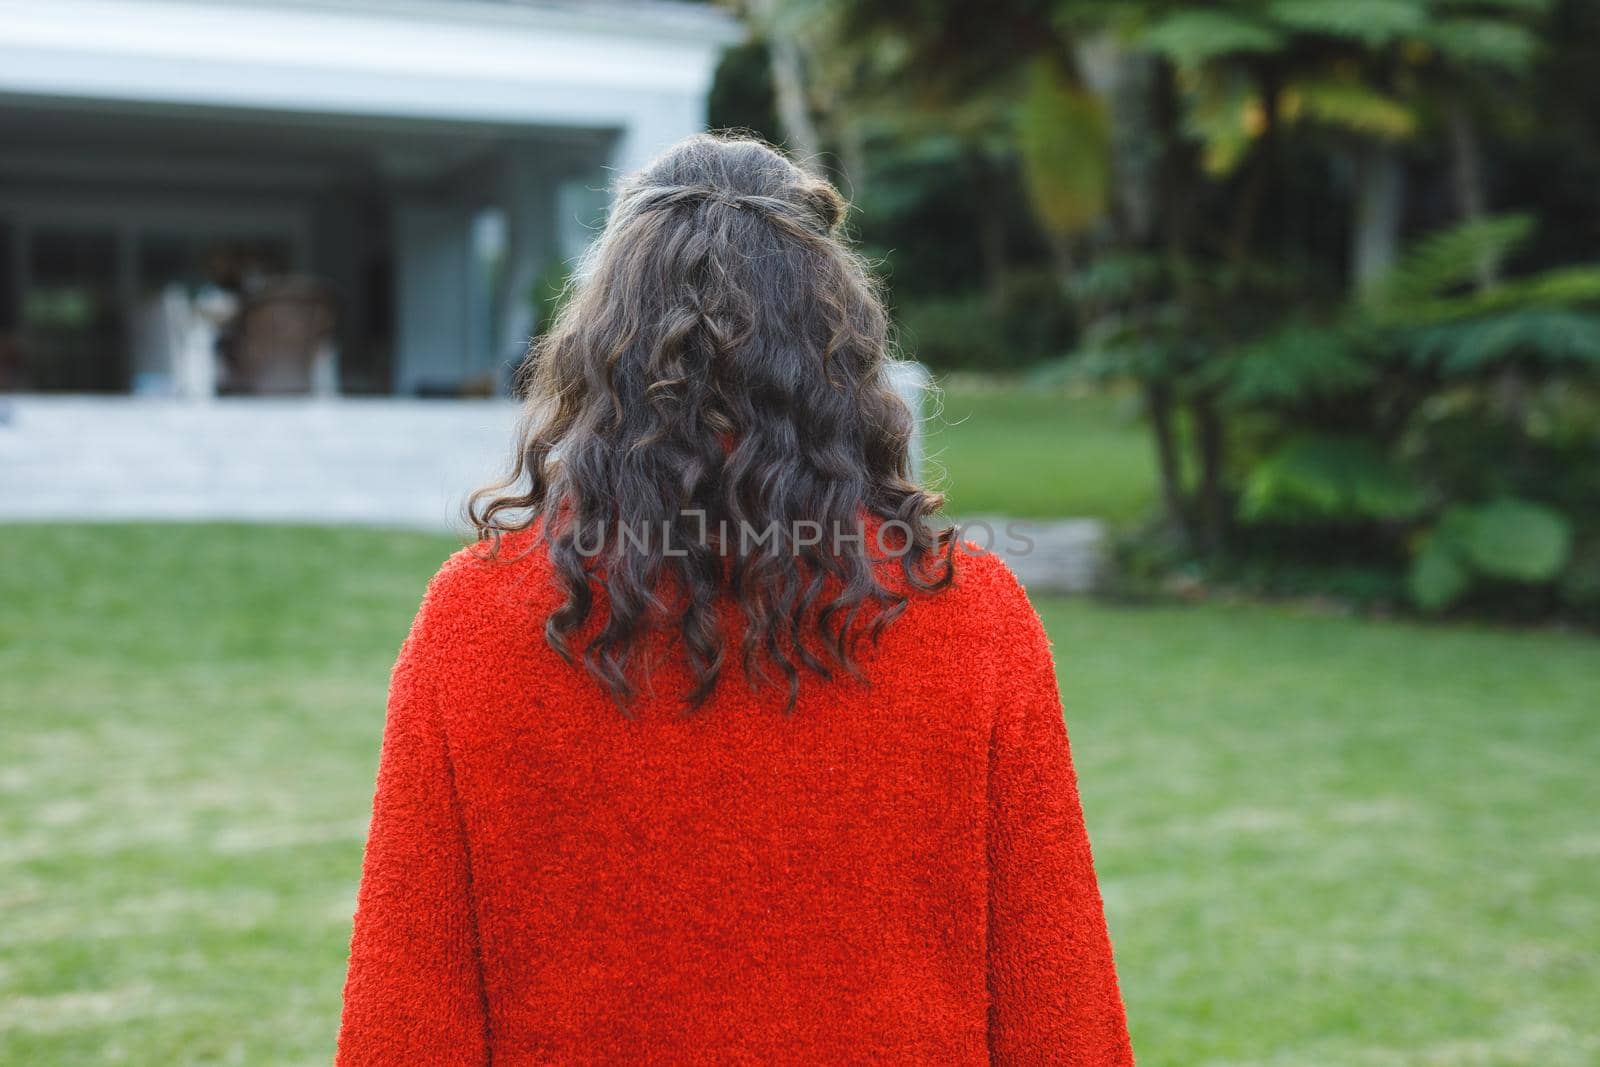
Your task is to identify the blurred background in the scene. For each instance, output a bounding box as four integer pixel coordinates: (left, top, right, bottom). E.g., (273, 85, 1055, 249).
(1, 0, 1597, 1063)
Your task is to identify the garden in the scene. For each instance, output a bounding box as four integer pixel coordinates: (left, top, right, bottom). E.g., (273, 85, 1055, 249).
(4, 0, 1600, 1061)
(2, 388, 1596, 1061)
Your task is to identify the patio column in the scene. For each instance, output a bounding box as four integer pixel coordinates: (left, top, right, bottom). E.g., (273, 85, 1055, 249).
(496, 148, 558, 390)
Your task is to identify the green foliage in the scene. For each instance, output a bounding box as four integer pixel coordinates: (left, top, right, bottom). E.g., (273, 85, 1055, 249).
(707, 40, 782, 144)
(1283, 76, 1417, 139)
(1179, 70, 1261, 175)
(1558, 534, 1600, 614)
(1485, 265, 1600, 308)
(1409, 533, 1473, 609)
(781, 0, 1597, 624)
(1421, 16, 1542, 69)
(895, 295, 1013, 370)
(1242, 435, 1425, 521)
(1219, 322, 1374, 404)
(1408, 497, 1574, 609)
(894, 278, 1076, 371)
(1015, 57, 1111, 238)
(1142, 11, 1284, 66)
(1408, 309, 1600, 373)
(1457, 496, 1573, 580)
(1067, 250, 1168, 306)
(1270, 0, 1428, 47)
(528, 257, 575, 339)
(1369, 213, 1535, 312)
(1433, 0, 1554, 12)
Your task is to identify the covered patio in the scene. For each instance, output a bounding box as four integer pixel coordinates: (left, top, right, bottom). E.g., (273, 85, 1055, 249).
(0, 0, 738, 398)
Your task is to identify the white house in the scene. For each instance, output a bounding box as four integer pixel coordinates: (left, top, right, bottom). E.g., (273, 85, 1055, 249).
(0, 0, 752, 528)
(0, 0, 741, 398)
(0, 1, 938, 533)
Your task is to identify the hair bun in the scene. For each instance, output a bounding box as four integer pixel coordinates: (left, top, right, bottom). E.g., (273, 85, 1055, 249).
(800, 181, 847, 234)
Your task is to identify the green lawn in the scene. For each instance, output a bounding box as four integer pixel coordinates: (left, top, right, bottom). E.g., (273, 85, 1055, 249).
(3, 524, 1597, 1065)
(927, 381, 1157, 521)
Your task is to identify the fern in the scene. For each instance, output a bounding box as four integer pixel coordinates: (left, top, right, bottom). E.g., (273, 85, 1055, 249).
(1409, 310, 1600, 374)
(1421, 17, 1542, 70)
(1141, 10, 1284, 67)
(1282, 76, 1417, 138)
(1222, 322, 1376, 405)
(1268, 0, 1429, 47)
(1370, 213, 1535, 312)
(1462, 266, 1600, 316)
(1431, 0, 1555, 15)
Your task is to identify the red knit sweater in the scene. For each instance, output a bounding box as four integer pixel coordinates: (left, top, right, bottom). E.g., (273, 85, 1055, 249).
(336, 529, 1133, 1064)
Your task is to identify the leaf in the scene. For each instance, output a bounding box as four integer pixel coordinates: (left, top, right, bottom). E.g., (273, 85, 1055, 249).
(1459, 497, 1572, 582)
(1182, 70, 1264, 177)
(1421, 17, 1542, 70)
(1466, 266, 1600, 313)
(1223, 322, 1376, 405)
(1432, 0, 1555, 16)
(1409, 535, 1472, 611)
(1371, 214, 1535, 312)
(1409, 310, 1600, 374)
(1269, 0, 1429, 48)
(1242, 435, 1426, 521)
(1068, 251, 1166, 304)
(1015, 58, 1111, 239)
(1281, 77, 1417, 139)
(1141, 11, 1285, 67)
(1382, 263, 1600, 327)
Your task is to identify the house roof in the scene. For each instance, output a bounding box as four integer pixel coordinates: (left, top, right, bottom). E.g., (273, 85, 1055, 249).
(0, 0, 743, 127)
(210, 0, 744, 45)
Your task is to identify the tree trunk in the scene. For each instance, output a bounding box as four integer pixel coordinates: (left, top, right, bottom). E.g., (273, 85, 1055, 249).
(1446, 100, 1498, 289)
(1155, 61, 1195, 262)
(1046, 232, 1077, 288)
(1077, 34, 1160, 246)
(749, 0, 822, 168)
(1145, 382, 1192, 546)
(1353, 142, 1405, 298)
(1192, 395, 1227, 556)
(832, 116, 867, 204)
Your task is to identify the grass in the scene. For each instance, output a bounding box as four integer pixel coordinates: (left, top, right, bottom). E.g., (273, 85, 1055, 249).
(926, 381, 1157, 521)
(2, 523, 1596, 1064)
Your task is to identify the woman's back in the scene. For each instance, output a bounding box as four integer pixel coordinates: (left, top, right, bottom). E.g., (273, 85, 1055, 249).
(335, 133, 1130, 1064)
(338, 533, 1129, 1064)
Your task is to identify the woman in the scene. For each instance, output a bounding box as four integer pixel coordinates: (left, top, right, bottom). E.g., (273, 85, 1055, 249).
(336, 134, 1132, 1065)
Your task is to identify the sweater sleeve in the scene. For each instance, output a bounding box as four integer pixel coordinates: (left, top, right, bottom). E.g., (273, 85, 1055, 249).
(336, 612, 489, 1066)
(986, 593, 1133, 1065)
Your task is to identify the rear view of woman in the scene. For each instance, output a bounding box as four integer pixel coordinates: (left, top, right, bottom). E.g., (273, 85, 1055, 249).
(336, 133, 1132, 1065)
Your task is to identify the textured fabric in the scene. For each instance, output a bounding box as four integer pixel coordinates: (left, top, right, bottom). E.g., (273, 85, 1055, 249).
(336, 529, 1133, 1065)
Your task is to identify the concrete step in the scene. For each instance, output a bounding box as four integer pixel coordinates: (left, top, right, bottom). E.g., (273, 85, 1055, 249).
(0, 396, 523, 531)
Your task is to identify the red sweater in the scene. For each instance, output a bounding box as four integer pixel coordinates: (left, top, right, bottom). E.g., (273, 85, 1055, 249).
(336, 530, 1132, 1064)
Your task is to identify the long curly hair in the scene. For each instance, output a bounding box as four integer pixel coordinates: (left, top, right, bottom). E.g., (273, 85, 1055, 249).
(468, 133, 954, 711)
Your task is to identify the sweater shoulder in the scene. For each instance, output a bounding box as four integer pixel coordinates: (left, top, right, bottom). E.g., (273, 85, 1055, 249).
(939, 545, 1054, 675)
(409, 527, 561, 650)
(946, 544, 1040, 625)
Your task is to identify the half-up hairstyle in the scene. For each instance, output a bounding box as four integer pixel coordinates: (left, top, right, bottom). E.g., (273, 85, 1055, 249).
(467, 132, 954, 712)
